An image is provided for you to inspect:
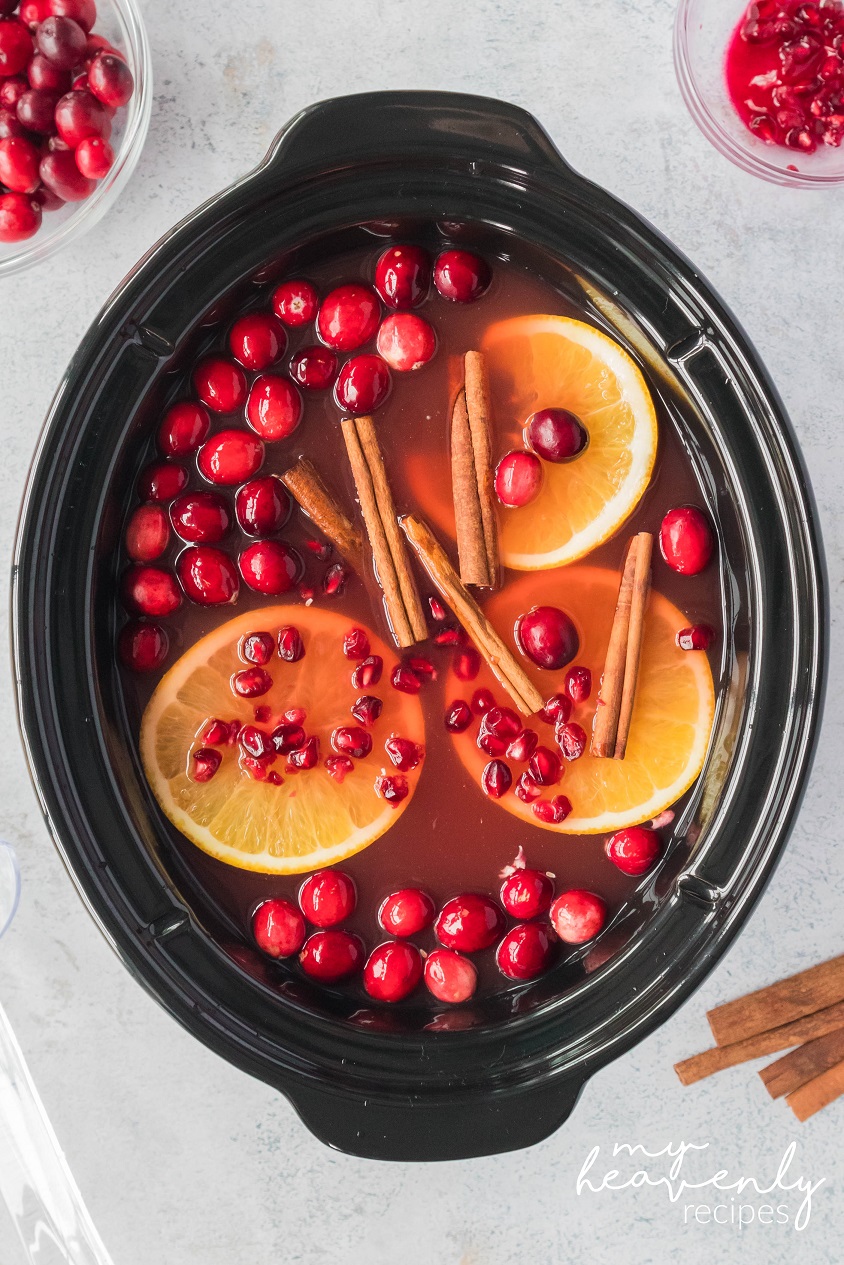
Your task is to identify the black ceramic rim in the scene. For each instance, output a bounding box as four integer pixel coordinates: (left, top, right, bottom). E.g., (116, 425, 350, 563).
(11, 92, 827, 1161)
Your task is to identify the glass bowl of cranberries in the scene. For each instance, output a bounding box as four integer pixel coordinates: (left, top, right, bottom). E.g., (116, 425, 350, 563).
(674, 0, 844, 185)
(0, 0, 151, 275)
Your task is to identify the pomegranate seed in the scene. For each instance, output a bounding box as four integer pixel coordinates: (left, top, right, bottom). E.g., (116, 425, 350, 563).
(198, 429, 264, 485)
(235, 475, 289, 535)
(254, 705, 271, 723)
(749, 113, 778, 141)
(677, 624, 715, 651)
(478, 729, 507, 757)
(158, 401, 210, 456)
(517, 606, 579, 671)
(324, 754, 354, 782)
(137, 460, 188, 503)
(470, 688, 495, 715)
(289, 344, 338, 391)
(40, 150, 95, 201)
(271, 278, 319, 327)
(0, 136, 41, 193)
(122, 564, 181, 617)
(238, 725, 274, 760)
(385, 735, 423, 771)
(659, 506, 715, 575)
(335, 353, 391, 414)
(226, 723, 242, 746)
(277, 625, 304, 662)
(557, 722, 587, 761)
(407, 655, 436, 682)
(391, 663, 421, 694)
(528, 746, 562, 786)
(201, 718, 230, 745)
(494, 450, 542, 507)
(364, 940, 423, 1002)
(550, 889, 607, 943)
(299, 929, 364, 982)
(453, 646, 481, 681)
(286, 735, 320, 771)
(192, 357, 247, 414)
(331, 726, 372, 759)
(481, 706, 522, 741)
(228, 312, 285, 371)
(525, 408, 587, 462)
(87, 50, 133, 107)
(350, 695, 382, 726)
(433, 249, 491, 303)
(428, 596, 447, 621)
(271, 723, 305, 753)
(434, 625, 464, 646)
(36, 15, 87, 68)
(242, 753, 271, 779)
(343, 626, 370, 659)
(0, 20, 32, 76)
(435, 893, 505, 952)
(240, 631, 274, 665)
(605, 826, 661, 876)
(500, 866, 554, 919)
(539, 692, 571, 725)
(246, 373, 302, 442)
(299, 869, 356, 926)
(178, 546, 239, 605)
(565, 665, 592, 704)
(304, 538, 331, 561)
(170, 491, 231, 544)
(284, 707, 306, 725)
(532, 795, 573, 825)
(191, 748, 221, 782)
(496, 922, 555, 980)
(515, 772, 542, 803)
(482, 759, 512, 798)
(374, 244, 431, 308)
(117, 620, 168, 672)
(239, 540, 299, 595)
(253, 898, 306, 958)
(376, 312, 437, 372)
(0, 190, 41, 240)
(317, 283, 380, 351)
(424, 949, 477, 1003)
(126, 504, 169, 561)
(232, 667, 272, 698)
(322, 561, 349, 595)
(75, 135, 113, 179)
(374, 773, 409, 806)
(351, 655, 382, 689)
(506, 727, 538, 762)
(379, 888, 435, 937)
(444, 699, 472, 733)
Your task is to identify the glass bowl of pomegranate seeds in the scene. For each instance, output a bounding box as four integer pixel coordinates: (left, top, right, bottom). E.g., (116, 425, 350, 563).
(675, 0, 844, 184)
(0, 0, 151, 275)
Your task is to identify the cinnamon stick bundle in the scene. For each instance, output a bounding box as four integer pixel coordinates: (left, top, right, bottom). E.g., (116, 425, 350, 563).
(451, 352, 498, 589)
(707, 953, 844, 1046)
(760, 1025, 844, 1099)
(280, 459, 363, 567)
(674, 999, 844, 1085)
(341, 415, 427, 649)
(591, 532, 653, 759)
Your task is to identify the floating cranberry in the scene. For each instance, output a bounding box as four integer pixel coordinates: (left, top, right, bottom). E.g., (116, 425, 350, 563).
(494, 450, 542, 507)
(122, 564, 181, 617)
(433, 249, 491, 303)
(158, 401, 210, 456)
(385, 735, 422, 771)
(227, 311, 284, 370)
(557, 722, 586, 762)
(317, 283, 380, 351)
(436, 894, 505, 953)
(525, 408, 588, 462)
(343, 626, 370, 659)
(232, 666, 272, 698)
(277, 624, 304, 662)
(376, 312, 437, 372)
(193, 357, 247, 414)
(126, 504, 169, 561)
(118, 619, 168, 672)
(239, 540, 299, 595)
(335, 353, 391, 414)
(677, 623, 715, 651)
(169, 491, 230, 544)
(496, 922, 555, 980)
(539, 692, 571, 725)
(235, 474, 288, 535)
(299, 929, 364, 982)
(324, 754, 353, 782)
(565, 665, 591, 703)
(54, 88, 110, 146)
(271, 722, 305, 753)
(515, 772, 542, 803)
(287, 735, 320, 771)
(137, 459, 188, 503)
(659, 506, 715, 575)
(374, 244, 431, 308)
(299, 869, 356, 926)
(444, 699, 472, 733)
(198, 429, 264, 485)
(272, 278, 319, 327)
(75, 134, 112, 178)
(0, 18, 34, 76)
(246, 373, 302, 442)
(16, 87, 58, 134)
(240, 631, 274, 665)
(532, 795, 572, 825)
(253, 898, 306, 958)
(453, 645, 481, 681)
(516, 605, 579, 671)
(364, 940, 423, 1002)
(331, 725, 372, 759)
(351, 655, 382, 689)
(528, 745, 562, 786)
(379, 887, 435, 938)
(374, 772, 409, 806)
(39, 149, 95, 199)
(424, 948, 477, 1003)
(0, 136, 40, 192)
(87, 49, 133, 108)
(482, 759, 512, 798)
(178, 545, 239, 605)
(288, 344, 337, 392)
(191, 748, 221, 782)
(550, 889, 607, 943)
(350, 695, 382, 727)
(500, 866, 554, 919)
(506, 727, 538, 763)
(605, 826, 661, 876)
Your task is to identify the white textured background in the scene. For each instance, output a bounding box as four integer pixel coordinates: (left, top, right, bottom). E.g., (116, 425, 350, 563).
(0, 0, 842, 1261)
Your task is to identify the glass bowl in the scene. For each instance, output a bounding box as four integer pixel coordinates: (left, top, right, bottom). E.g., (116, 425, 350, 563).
(0, 0, 152, 278)
(674, 0, 844, 186)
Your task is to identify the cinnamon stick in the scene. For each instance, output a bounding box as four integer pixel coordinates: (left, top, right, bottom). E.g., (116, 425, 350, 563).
(674, 999, 844, 1085)
(787, 1059, 844, 1121)
(707, 953, 844, 1046)
(614, 533, 653, 758)
(280, 459, 363, 566)
(401, 514, 543, 716)
(591, 533, 653, 758)
(451, 388, 490, 588)
(463, 351, 499, 585)
(760, 1025, 844, 1099)
(341, 416, 427, 649)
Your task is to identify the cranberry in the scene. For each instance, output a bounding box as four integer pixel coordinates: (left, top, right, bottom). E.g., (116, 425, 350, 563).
(191, 748, 221, 782)
(482, 758, 512, 798)
(384, 735, 423, 771)
(170, 491, 230, 543)
(0, 107, 28, 140)
(158, 401, 209, 456)
(343, 626, 370, 659)
(550, 889, 607, 943)
(0, 18, 34, 76)
(253, 898, 306, 958)
(198, 429, 263, 485)
(137, 460, 188, 503)
(374, 772, 409, 806)
(126, 504, 169, 561)
(379, 888, 435, 937)
(376, 312, 437, 372)
(324, 754, 353, 782)
(239, 540, 299, 595)
(317, 283, 380, 351)
(528, 745, 562, 786)
(506, 727, 538, 763)
(351, 655, 382, 688)
(122, 564, 181, 617)
(565, 665, 592, 703)
(288, 343, 337, 391)
(192, 358, 247, 415)
(500, 867, 554, 920)
(39, 149, 95, 199)
(350, 695, 382, 727)
(48, 0, 96, 30)
(539, 692, 571, 725)
(235, 475, 288, 535)
(271, 722, 305, 753)
(391, 663, 421, 694)
(286, 735, 320, 771)
(335, 354, 391, 414)
(331, 725, 372, 759)
(494, 450, 542, 507)
(240, 631, 274, 664)
(0, 77, 28, 109)
(677, 624, 715, 651)
(299, 869, 356, 927)
(364, 940, 423, 1002)
(496, 922, 555, 980)
(605, 826, 661, 876)
(87, 49, 133, 108)
(659, 506, 715, 575)
(246, 373, 302, 441)
(557, 722, 586, 761)
(54, 89, 110, 147)
(16, 87, 58, 133)
(532, 795, 572, 825)
(444, 699, 472, 733)
(515, 772, 542, 803)
(435, 893, 505, 953)
(27, 51, 68, 90)
(424, 949, 477, 1003)
(272, 278, 319, 327)
(34, 181, 63, 210)
(118, 619, 168, 672)
(516, 605, 579, 671)
(232, 666, 272, 698)
(433, 249, 491, 303)
(0, 136, 40, 192)
(75, 134, 112, 178)
(453, 645, 481, 681)
(299, 929, 364, 982)
(373, 244, 430, 308)
(525, 408, 588, 462)
(175, 545, 238, 606)
(70, 68, 87, 89)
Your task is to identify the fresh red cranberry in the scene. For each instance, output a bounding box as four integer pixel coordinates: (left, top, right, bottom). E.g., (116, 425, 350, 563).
(198, 429, 263, 485)
(158, 401, 210, 456)
(433, 249, 491, 303)
(137, 459, 188, 503)
(192, 358, 247, 414)
(500, 865, 553, 919)
(331, 725, 372, 759)
(227, 312, 285, 370)
(506, 727, 538, 762)
(376, 312, 437, 372)
(565, 665, 592, 703)
(27, 51, 69, 90)
(299, 869, 356, 927)
(39, 149, 95, 200)
(0, 76, 28, 109)
(364, 940, 423, 1002)
(677, 624, 715, 651)
(0, 107, 28, 140)
(528, 745, 562, 786)
(271, 722, 305, 753)
(351, 655, 382, 689)
(379, 887, 435, 937)
(0, 136, 40, 192)
(334, 353, 391, 414)
(276, 625, 303, 662)
(605, 826, 661, 876)
(0, 190, 40, 240)
(525, 409, 588, 462)
(517, 605, 579, 671)
(532, 795, 572, 824)
(374, 244, 431, 308)
(235, 474, 288, 535)
(374, 772, 409, 806)
(75, 134, 112, 178)
(424, 948, 477, 1003)
(87, 49, 133, 107)
(539, 692, 571, 725)
(0, 18, 34, 76)
(286, 735, 320, 771)
(54, 89, 110, 146)
(453, 645, 481, 681)
(317, 283, 380, 351)
(436, 894, 505, 953)
(299, 929, 364, 982)
(482, 758, 512, 798)
(238, 724, 274, 760)
(122, 564, 181, 616)
(232, 666, 272, 698)
(252, 898, 306, 958)
(240, 631, 274, 664)
(125, 504, 169, 561)
(272, 278, 319, 327)
(288, 343, 337, 391)
(557, 722, 586, 762)
(343, 626, 370, 659)
(494, 450, 542, 507)
(177, 546, 239, 606)
(16, 87, 58, 133)
(350, 695, 382, 727)
(34, 181, 63, 211)
(324, 754, 354, 782)
(384, 735, 423, 771)
(246, 373, 302, 442)
(550, 889, 607, 943)
(48, 0, 96, 30)
(191, 747, 221, 782)
(444, 699, 472, 733)
(239, 540, 299, 595)
(659, 506, 715, 575)
(118, 619, 168, 672)
(70, 68, 87, 89)
(496, 922, 555, 980)
(169, 491, 230, 544)
(515, 772, 542, 803)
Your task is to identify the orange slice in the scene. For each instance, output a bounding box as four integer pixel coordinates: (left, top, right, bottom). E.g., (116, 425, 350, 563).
(140, 606, 425, 874)
(447, 567, 714, 833)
